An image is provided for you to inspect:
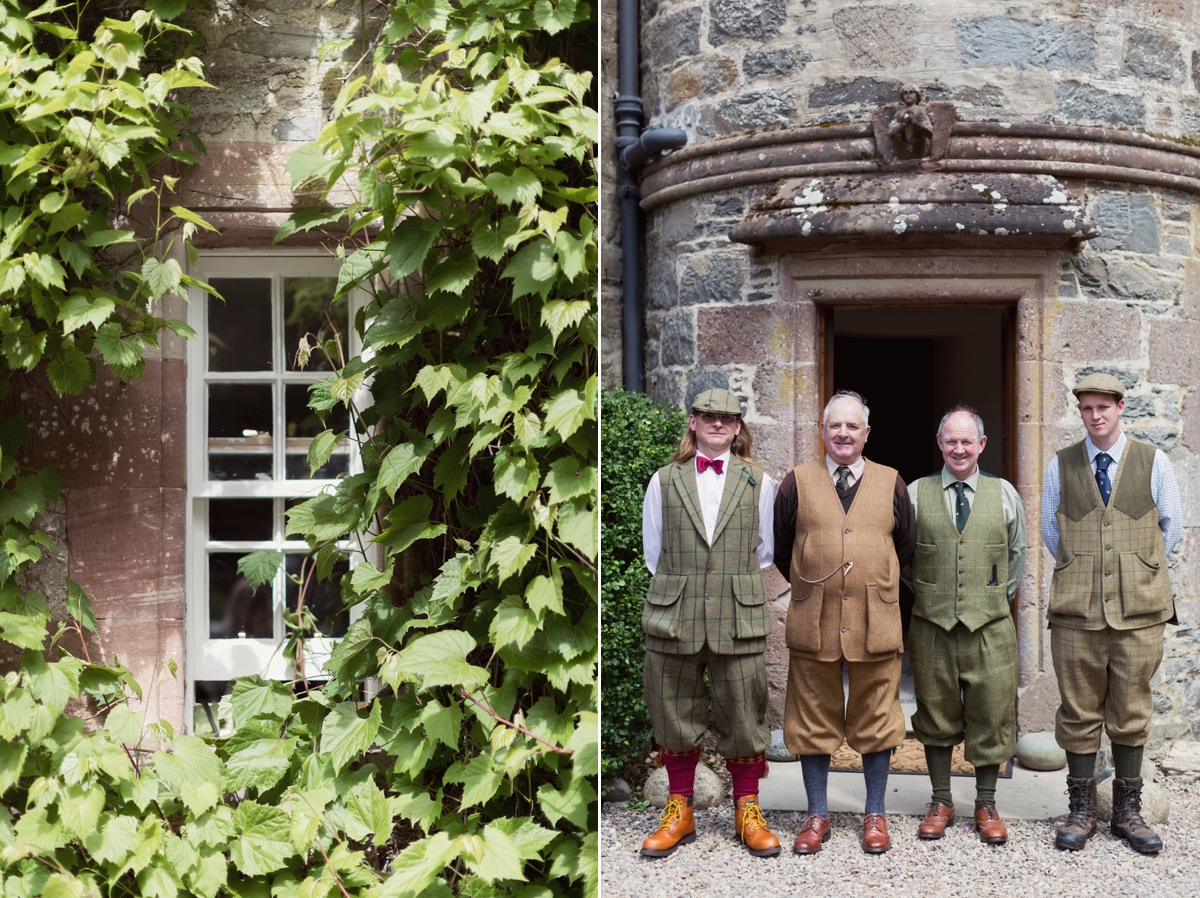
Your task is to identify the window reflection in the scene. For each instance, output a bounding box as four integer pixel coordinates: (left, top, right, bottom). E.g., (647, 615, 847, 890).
(209, 553, 273, 639)
(208, 384, 272, 480)
(209, 279, 272, 372)
(285, 383, 350, 479)
(209, 499, 275, 541)
(286, 554, 349, 637)
(284, 277, 344, 372)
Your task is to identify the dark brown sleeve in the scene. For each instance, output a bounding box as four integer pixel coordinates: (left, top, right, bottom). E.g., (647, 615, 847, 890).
(893, 472, 916, 569)
(773, 470, 798, 578)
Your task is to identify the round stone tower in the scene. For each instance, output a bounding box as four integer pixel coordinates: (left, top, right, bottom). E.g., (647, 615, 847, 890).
(607, 0, 1200, 750)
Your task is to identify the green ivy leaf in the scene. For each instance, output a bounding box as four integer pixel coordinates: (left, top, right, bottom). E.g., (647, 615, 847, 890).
(320, 700, 382, 774)
(566, 710, 599, 774)
(536, 775, 595, 829)
(382, 630, 488, 691)
(457, 752, 505, 810)
(556, 496, 596, 560)
(141, 256, 182, 298)
(378, 443, 425, 499)
(540, 299, 589, 344)
(502, 238, 557, 300)
(377, 832, 457, 898)
(153, 735, 224, 807)
(46, 342, 94, 395)
(420, 699, 462, 748)
(542, 389, 589, 440)
(344, 779, 394, 847)
(236, 551, 284, 590)
(426, 247, 479, 296)
(386, 216, 442, 280)
(462, 824, 525, 883)
(484, 167, 542, 206)
(350, 561, 392, 593)
(57, 293, 115, 334)
(230, 676, 295, 722)
(59, 783, 105, 839)
(306, 430, 344, 476)
(544, 458, 596, 504)
(230, 801, 294, 876)
(489, 595, 539, 649)
(84, 814, 139, 866)
(224, 735, 297, 792)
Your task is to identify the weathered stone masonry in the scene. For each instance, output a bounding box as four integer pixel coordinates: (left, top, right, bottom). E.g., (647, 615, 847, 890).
(603, 0, 1200, 754)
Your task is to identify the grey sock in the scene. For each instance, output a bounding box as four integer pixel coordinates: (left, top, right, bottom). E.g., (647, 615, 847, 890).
(800, 754, 831, 818)
(862, 749, 891, 815)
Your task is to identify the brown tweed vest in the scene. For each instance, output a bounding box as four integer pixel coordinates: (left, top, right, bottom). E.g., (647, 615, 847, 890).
(785, 458, 902, 662)
(1051, 438, 1174, 631)
(642, 457, 769, 655)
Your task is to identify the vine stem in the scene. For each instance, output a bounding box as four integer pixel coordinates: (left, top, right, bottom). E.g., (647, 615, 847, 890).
(458, 687, 573, 755)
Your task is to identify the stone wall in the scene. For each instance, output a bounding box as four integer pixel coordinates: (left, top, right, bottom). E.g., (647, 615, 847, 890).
(608, 0, 1200, 753)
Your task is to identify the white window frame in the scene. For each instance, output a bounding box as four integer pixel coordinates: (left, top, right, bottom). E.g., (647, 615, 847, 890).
(185, 250, 370, 727)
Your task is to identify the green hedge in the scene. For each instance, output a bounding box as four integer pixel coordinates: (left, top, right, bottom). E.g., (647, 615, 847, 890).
(600, 388, 687, 775)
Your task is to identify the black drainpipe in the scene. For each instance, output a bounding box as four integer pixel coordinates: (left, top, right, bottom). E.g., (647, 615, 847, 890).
(616, 0, 687, 393)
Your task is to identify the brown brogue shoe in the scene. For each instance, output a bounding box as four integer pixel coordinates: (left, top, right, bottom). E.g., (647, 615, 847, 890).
(862, 813, 891, 854)
(917, 801, 956, 840)
(974, 804, 1008, 844)
(1111, 777, 1163, 854)
(640, 794, 696, 858)
(1055, 776, 1098, 851)
(735, 794, 781, 857)
(792, 814, 831, 854)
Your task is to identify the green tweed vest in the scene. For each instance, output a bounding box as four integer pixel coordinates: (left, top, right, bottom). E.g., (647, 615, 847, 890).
(1051, 438, 1173, 630)
(642, 457, 769, 655)
(912, 473, 1011, 632)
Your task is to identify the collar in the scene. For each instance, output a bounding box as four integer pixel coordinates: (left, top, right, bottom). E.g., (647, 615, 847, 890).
(825, 455, 865, 480)
(940, 466, 980, 493)
(1085, 430, 1126, 464)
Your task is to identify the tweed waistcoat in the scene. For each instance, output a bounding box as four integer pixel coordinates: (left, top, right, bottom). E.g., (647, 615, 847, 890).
(642, 457, 769, 655)
(1051, 438, 1173, 630)
(912, 473, 1011, 632)
(785, 458, 902, 662)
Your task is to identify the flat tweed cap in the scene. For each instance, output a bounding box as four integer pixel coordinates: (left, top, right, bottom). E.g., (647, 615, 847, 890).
(1072, 373, 1126, 400)
(692, 388, 743, 417)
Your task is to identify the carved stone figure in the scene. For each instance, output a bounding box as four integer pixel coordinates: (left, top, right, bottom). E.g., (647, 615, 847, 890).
(872, 84, 955, 170)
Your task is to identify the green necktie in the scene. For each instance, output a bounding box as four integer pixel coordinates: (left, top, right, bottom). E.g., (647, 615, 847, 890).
(953, 482, 970, 533)
(836, 466, 851, 491)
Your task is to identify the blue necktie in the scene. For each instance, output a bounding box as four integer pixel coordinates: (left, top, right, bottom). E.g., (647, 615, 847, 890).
(1095, 452, 1113, 506)
(953, 482, 970, 533)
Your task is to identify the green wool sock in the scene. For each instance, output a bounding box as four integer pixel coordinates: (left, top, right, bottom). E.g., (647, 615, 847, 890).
(1066, 750, 1097, 779)
(925, 744, 955, 806)
(1112, 743, 1144, 779)
(974, 764, 999, 811)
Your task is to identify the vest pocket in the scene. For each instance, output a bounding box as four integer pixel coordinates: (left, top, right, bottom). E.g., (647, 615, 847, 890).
(733, 573, 770, 640)
(786, 583, 822, 653)
(642, 573, 687, 641)
(865, 583, 902, 654)
(1049, 554, 1093, 618)
(1118, 552, 1171, 617)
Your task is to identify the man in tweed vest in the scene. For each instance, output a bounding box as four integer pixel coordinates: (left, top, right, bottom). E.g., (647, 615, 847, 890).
(907, 407, 1026, 845)
(773, 391, 916, 855)
(639, 388, 780, 859)
(1041, 373, 1182, 854)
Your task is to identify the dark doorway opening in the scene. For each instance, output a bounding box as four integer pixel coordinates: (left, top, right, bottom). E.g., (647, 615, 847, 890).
(823, 306, 1014, 483)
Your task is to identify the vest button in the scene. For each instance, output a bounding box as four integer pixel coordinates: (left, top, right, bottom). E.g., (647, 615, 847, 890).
(841, 626, 848, 632)
(1105, 571, 1111, 577)
(844, 528, 851, 534)
(1105, 546, 1112, 552)
(843, 594, 850, 600)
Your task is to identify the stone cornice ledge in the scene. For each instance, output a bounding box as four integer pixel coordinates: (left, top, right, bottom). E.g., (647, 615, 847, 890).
(640, 122, 1200, 212)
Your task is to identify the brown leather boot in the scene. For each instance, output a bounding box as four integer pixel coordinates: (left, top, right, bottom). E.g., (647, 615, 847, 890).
(1111, 777, 1163, 854)
(917, 801, 955, 840)
(1055, 776, 1098, 851)
(734, 794, 781, 857)
(974, 804, 1007, 844)
(640, 794, 696, 858)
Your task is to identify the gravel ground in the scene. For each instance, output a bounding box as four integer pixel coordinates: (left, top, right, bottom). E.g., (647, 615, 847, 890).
(601, 777, 1200, 897)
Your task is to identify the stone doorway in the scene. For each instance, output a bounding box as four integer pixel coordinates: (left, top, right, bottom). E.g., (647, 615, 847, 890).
(820, 304, 1019, 725)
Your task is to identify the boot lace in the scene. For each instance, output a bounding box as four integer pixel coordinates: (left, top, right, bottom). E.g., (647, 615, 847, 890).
(739, 802, 768, 840)
(657, 798, 684, 830)
(1117, 784, 1149, 830)
(977, 804, 999, 822)
(1063, 782, 1093, 829)
(800, 813, 827, 833)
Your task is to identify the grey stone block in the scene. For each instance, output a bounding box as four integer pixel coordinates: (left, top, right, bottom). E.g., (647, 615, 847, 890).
(1055, 81, 1144, 127)
(1162, 741, 1200, 781)
(645, 249, 679, 311)
(225, 26, 324, 59)
(743, 49, 798, 79)
(948, 84, 1007, 107)
(1125, 26, 1185, 83)
(767, 729, 798, 762)
(711, 196, 745, 217)
(648, 7, 701, 69)
(1122, 396, 1155, 419)
(679, 255, 743, 305)
(1109, 262, 1171, 302)
(272, 114, 321, 142)
(1194, 49, 1200, 92)
(660, 202, 704, 246)
(660, 310, 696, 366)
(954, 17, 1095, 72)
(1089, 193, 1132, 252)
(808, 77, 902, 109)
(645, 762, 727, 809)
(711, 89, 795, 134)
(1128, 195, 1161, 254)
(685, 368, 733, 410)
(1074, 366, 1139, 390)
(832, 5, 922, 68)
(1128, 427, 1177, 452)
(1016, 733, 1067, 771)
(709, 0, 786, 46)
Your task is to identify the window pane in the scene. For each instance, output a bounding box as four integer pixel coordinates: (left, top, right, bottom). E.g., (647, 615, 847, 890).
(284, 277, 344, 372)
(286, 555, 349, 637)
(209, 278, 272, 372)
(209, 499, 275, 541)
(285, 383, 350, 479)
(209, 553, 273, 639)
(208, 384, 273, 480)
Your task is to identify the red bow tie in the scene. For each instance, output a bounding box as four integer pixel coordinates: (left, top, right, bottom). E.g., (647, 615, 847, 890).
(696, 456, 724, 475)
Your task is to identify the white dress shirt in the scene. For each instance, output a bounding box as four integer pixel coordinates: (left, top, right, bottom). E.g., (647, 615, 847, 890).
(1040, 431, 1182, 558)
(643, 451, 775, 574)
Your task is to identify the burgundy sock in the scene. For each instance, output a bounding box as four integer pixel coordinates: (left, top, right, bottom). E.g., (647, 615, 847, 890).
(727, 754, 766, 800)
(662, 749, 701, 797)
